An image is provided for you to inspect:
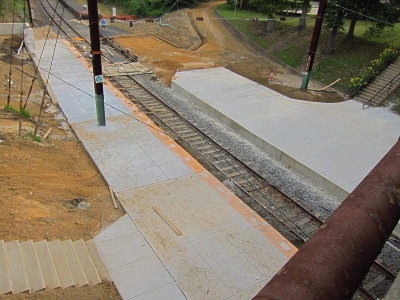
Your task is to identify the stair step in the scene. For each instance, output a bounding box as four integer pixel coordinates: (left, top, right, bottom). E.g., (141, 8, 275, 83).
(48, 240, 75, 289)
(34, 240, 60, 290)
(73, 240, 101, 286)
(85, 240, 111, 282)
(61, 240, 88, 287)
(6, 241, 29, 294)
(0, 241, 12, 295)
(20, 240, 45, 292)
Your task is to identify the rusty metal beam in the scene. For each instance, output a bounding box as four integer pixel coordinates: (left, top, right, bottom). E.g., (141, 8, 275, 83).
(253, 138, 400, 300)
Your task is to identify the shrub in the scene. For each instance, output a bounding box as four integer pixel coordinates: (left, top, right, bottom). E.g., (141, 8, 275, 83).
(4, 104, 31, 118)
(26, 131, 42, 142)
(349, 48, 399, 96)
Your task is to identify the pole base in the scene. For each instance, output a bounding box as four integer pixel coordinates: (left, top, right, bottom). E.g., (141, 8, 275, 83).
(95, 93, 106, 126)
(301, 72, 311, 90)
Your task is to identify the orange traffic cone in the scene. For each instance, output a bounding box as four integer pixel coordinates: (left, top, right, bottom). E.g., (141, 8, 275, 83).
(269, 70, 274, 81)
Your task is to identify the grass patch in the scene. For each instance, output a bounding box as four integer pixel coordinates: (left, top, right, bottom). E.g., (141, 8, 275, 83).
(26, 131, 42, 143)
(217, 4, 400, 92)
(272, 44, 305, 68)
(4, 104, 31, 118)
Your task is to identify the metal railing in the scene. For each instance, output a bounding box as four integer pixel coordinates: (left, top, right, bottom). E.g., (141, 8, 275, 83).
(363, 72, 400, 108)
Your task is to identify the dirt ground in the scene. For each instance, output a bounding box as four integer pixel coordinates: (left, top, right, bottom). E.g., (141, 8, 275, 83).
(0, 35, 122, 298)
(111, 1, 344, 103)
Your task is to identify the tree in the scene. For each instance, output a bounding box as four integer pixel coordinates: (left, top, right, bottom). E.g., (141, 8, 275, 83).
(343, 0, 399, 41)
(249, 0, 295, 33)
(343, 0, 378, 40)
(297, 0, 310, 30)
(324, 1, 345, 54)
(365, 0, 400, 35)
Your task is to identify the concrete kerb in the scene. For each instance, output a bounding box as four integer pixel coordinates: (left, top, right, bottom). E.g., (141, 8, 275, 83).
(0, 23, 25, 35)
(171, 79, 350, 201)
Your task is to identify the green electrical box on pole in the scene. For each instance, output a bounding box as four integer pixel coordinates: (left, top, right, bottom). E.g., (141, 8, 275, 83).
(301, 0, 327, 90)
(88, 0, 106, 126)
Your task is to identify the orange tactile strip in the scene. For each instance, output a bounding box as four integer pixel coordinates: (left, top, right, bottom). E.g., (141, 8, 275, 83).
(62, 39, 297, 258)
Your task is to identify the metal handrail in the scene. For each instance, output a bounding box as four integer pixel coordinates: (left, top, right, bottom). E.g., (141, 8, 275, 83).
(363, 72, 400, 108)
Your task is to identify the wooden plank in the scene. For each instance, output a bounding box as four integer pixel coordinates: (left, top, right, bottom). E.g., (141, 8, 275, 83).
(20, 240, 45, 292)
(72, 240, 101, 286)
(61, 240, 88, 287)
(153, 35, 180, 48)
(42, 128, 52, 140)
(0, 241, 12, 295)
(103, 47, 114, 56)
(316, 79, 341, 91)
(85, 240, 111, 282)
(47, 240, 75, 288)
(6, 241, 29, 294)
(152, 206, 182, 236)
(109, 186, 118, 209)
(34, 240, 60, 290)
(17, 41, 24, 55)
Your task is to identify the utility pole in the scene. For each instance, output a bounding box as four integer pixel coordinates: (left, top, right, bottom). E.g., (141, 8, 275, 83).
(26, 0, 33, 25)
(88, 0, 106, 126)
(301, 0, 327, 90)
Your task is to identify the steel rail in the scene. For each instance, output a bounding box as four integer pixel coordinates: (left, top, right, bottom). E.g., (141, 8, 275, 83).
(38, 0, 89, 45)
(116, 74, 318, 241)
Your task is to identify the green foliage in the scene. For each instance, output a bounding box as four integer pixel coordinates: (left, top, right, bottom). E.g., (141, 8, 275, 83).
(98, 0, 201, 17)
(349, 48, 399, 95)
(26, 131, 42, 143)
(392, 100, 400, 113)
(324, 2, 345, 32)
(248, 0, 303, 17)
(385, 89, 400, 113)
(4, 105, 31, 118)
(0, 0, 29, 21)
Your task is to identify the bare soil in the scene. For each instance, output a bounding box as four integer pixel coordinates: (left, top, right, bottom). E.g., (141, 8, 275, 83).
(111, 1, 344, 103)
(0, 35, 122, 299)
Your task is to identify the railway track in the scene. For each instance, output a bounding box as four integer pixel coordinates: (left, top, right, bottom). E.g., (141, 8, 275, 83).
(35, 1, 398, 298)
(109, 74, 322, 245)
(37, 0, 136, 64)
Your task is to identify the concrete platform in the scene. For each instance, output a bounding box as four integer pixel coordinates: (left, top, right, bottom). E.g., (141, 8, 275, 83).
(172, 67, 400, 201)
(29, 39, 296, 299)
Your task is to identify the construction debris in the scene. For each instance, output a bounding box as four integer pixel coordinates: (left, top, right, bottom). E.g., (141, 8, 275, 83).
(42, 127, 52, 140)
(109, 186, 118, 209)
(152, 35, 180, 48)
(152, 205, 182, 236)
(103, 62, 153, 77)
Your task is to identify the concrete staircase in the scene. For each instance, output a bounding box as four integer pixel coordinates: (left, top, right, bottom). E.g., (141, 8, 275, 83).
(355, 56, 400, 106)
(0, 239, 111, 295)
